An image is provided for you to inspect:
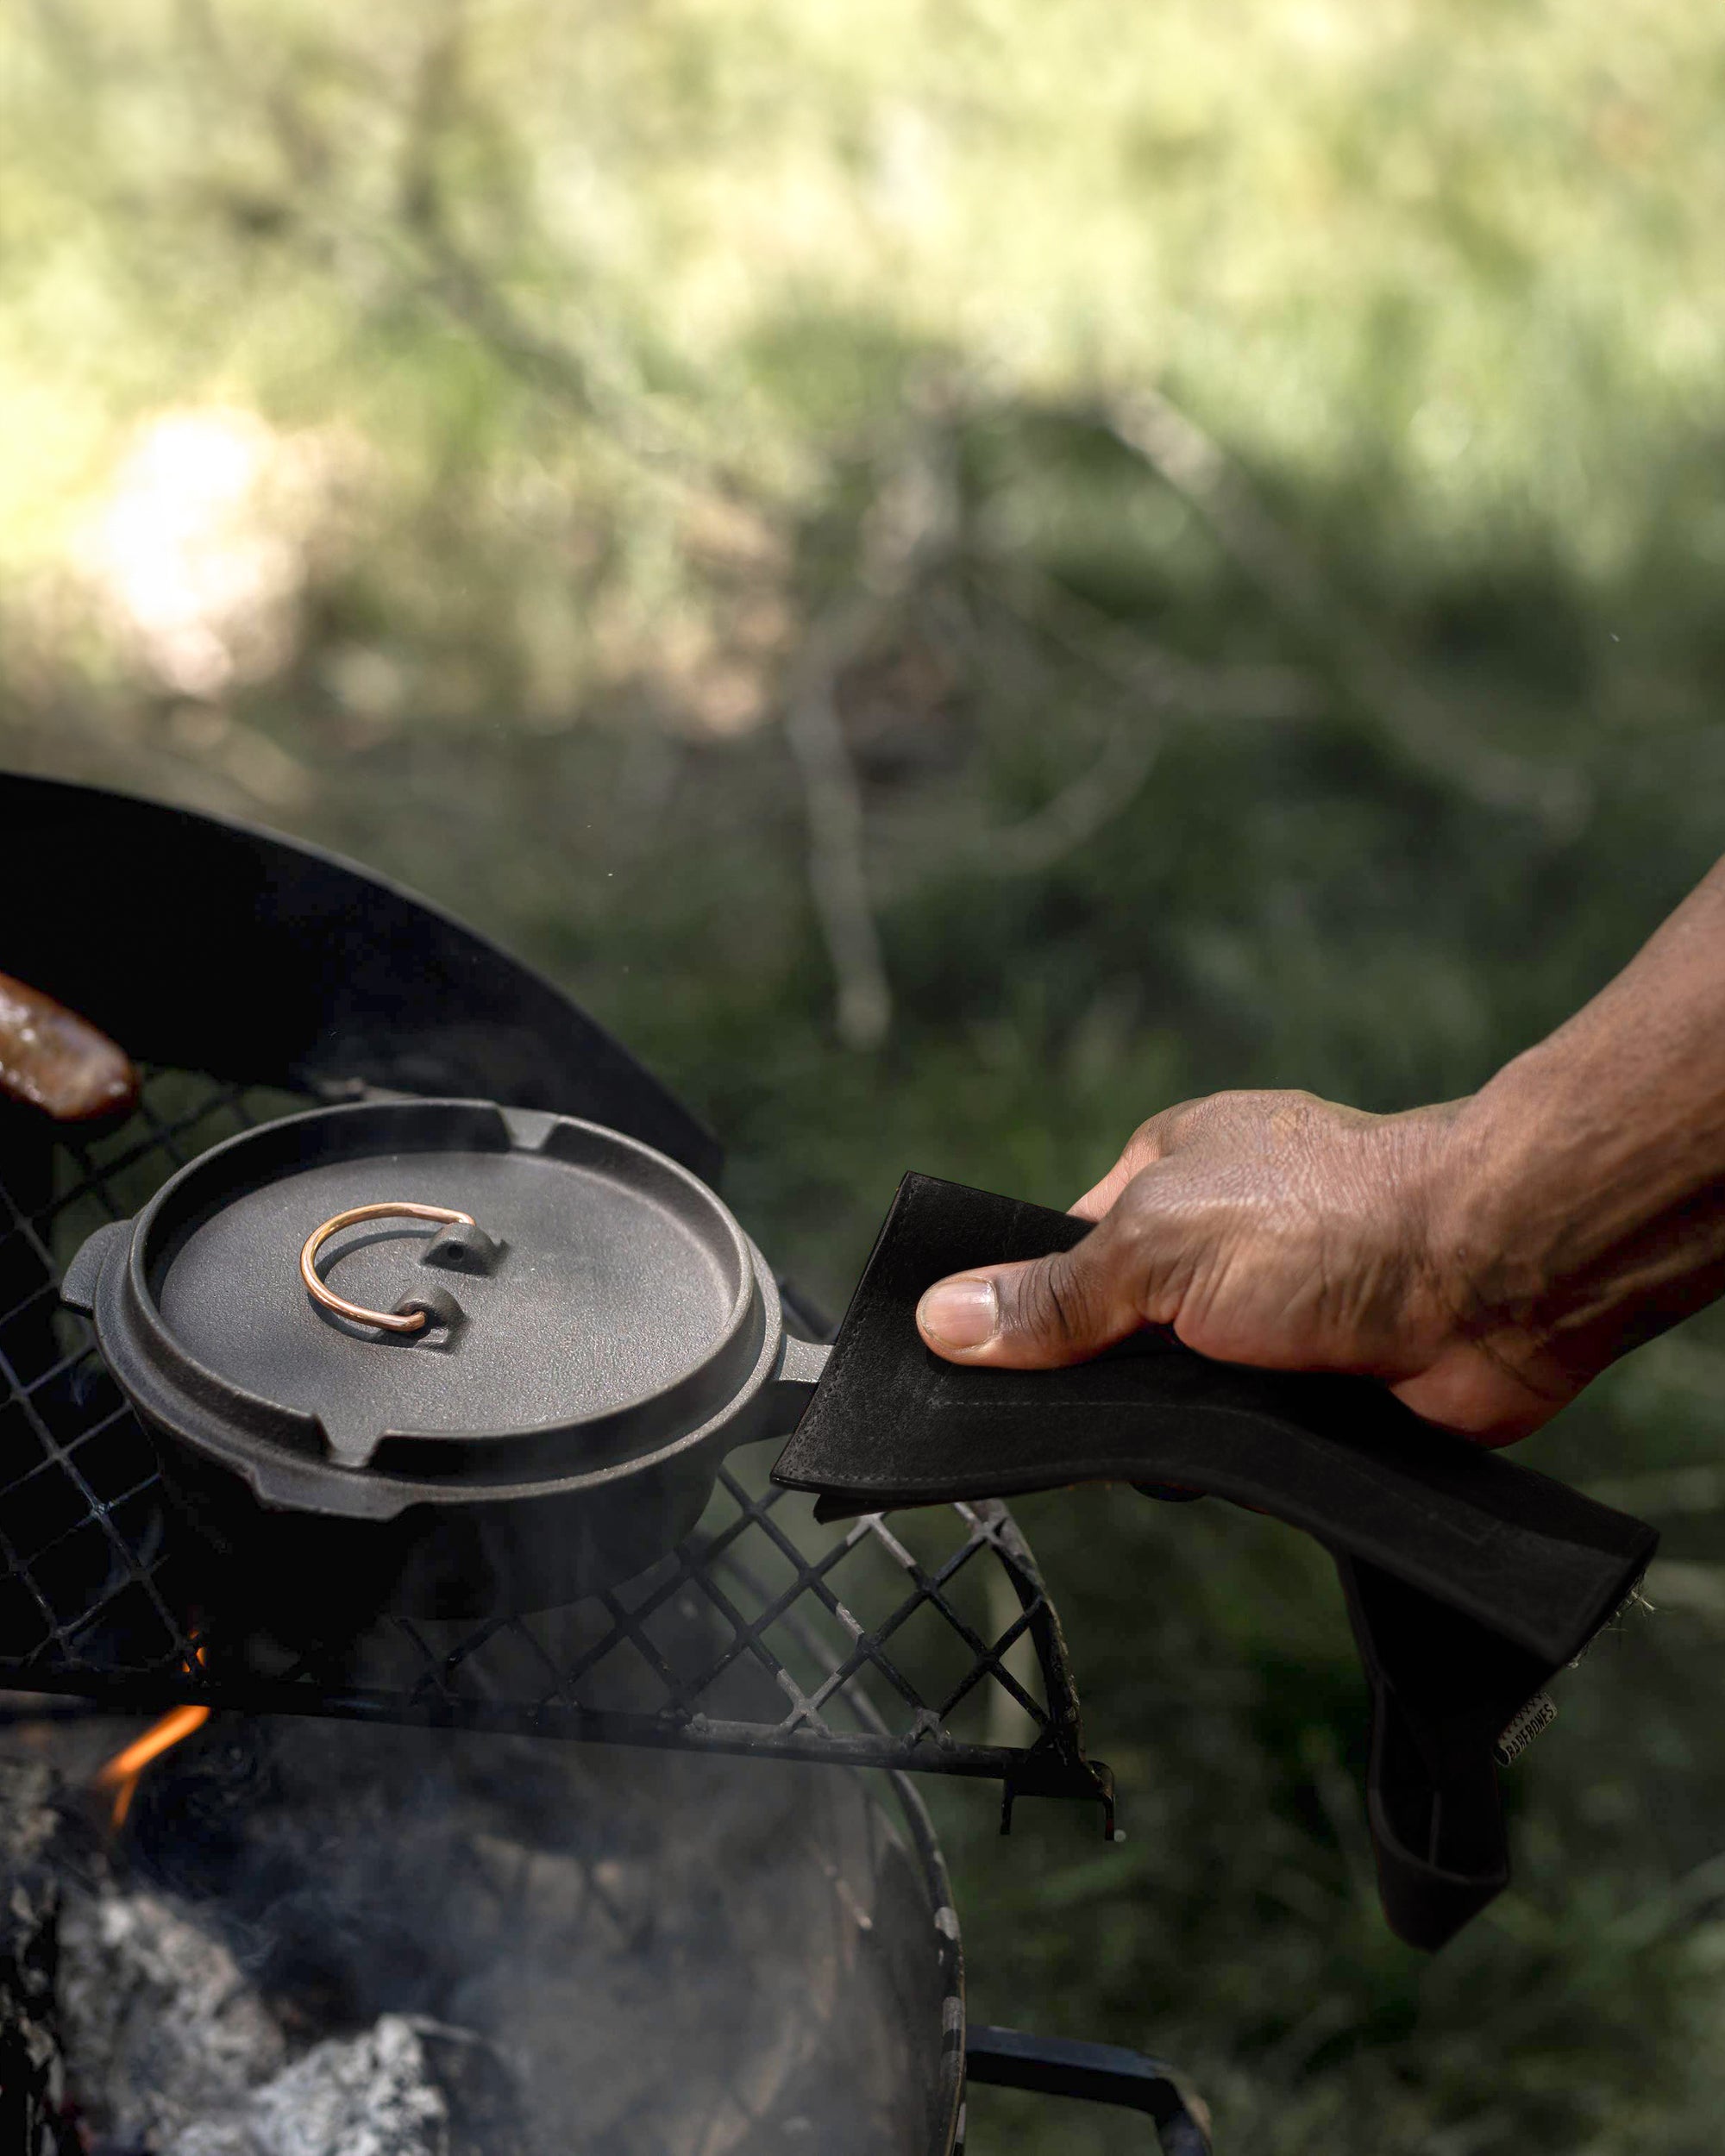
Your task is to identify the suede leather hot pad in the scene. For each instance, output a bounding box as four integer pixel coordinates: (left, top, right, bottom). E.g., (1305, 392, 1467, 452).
(771, 1171, 1659, 1948)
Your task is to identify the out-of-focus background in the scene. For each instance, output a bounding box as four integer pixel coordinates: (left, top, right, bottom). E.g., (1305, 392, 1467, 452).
(3, 2, 1724, 2147)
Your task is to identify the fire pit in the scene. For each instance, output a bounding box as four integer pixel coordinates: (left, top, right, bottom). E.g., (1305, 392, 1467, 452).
(0, 777, 1208, 2153)
(4, 1706, 963, 2154)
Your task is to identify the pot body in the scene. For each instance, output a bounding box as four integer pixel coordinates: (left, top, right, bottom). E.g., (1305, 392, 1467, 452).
(141, 1402, 731, 1626)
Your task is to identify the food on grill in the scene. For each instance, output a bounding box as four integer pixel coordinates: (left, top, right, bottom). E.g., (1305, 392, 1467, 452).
(0, 970, 137, 1120)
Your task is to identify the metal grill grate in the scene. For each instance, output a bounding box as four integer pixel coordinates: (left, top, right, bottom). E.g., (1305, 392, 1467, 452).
(0, 1071, 1113, 1826)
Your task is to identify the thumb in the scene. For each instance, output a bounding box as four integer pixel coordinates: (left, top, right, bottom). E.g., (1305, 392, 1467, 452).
(915, 1228, 1147, 1369)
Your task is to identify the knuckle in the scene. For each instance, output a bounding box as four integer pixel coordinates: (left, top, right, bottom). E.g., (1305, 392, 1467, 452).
(1042, 1251, 1095, 1344)
(1132, 1100, 1200, 1155)
(1179, 1086, 1338, 1156)
(1147, 1091, 1263, 1154)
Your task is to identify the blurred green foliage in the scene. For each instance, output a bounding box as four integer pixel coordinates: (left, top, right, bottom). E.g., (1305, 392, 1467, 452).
(3, 2, 1725, 2148)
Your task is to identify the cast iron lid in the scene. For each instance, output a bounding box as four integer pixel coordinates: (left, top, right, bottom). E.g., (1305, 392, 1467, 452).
(61, 1098, 784, 1520)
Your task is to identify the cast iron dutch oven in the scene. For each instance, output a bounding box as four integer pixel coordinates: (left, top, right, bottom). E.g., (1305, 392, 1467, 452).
(61, 1093, 828, 1623)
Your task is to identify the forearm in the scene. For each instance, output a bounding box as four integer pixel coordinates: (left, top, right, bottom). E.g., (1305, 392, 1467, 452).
(1440, 858, 1725, 1381)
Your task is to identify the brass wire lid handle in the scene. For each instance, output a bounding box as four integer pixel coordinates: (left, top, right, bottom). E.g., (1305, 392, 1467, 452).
(300, 1202, 475, 1334)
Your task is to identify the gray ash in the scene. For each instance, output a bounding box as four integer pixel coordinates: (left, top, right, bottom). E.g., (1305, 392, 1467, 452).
(165, 2017, 448, 2156)
(0, 1752, 484, 2156)
(59, 1885, 288, 2139)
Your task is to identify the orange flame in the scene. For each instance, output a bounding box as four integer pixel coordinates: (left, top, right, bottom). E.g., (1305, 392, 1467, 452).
(94, 1704, 211, 1829)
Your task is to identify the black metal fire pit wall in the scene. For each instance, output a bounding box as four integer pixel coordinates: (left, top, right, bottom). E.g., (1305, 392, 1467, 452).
(1, 774, 719, 1182)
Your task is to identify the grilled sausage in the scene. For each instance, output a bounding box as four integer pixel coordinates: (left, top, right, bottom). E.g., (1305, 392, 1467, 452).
(0, 971, 137, 1120)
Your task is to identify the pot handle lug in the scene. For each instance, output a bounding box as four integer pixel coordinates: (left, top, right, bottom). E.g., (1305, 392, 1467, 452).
(60, 1219, 133, 1316)
(762, 1327, 831, 1438)
(775, 1332, 831, 1392)
(242, 1447, 408, 1518)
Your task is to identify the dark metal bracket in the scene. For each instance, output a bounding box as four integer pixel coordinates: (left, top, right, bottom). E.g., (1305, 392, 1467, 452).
(1000, 1733, 1116, 1840)
(963, 2027, 1212, 2156)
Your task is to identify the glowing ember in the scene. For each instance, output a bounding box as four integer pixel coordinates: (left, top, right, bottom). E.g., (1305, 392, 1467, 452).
(95, 1705, 210, 1829)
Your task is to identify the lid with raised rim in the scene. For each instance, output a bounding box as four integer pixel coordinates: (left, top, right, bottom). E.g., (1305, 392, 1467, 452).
(63, 1097, 784, 1516)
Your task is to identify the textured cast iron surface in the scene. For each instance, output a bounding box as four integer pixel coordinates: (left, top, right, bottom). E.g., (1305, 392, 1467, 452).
(138, 1100, 756, 1467)
(0, 1069, 1109, 1817)
(168, 1147, 737, 1438)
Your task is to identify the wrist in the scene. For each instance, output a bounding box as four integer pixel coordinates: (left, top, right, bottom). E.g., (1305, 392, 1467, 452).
(1390, 1094, 1527, 1339)
(1430, 1063, 1563, 1327)
(1428, 1030, 1725, 1388)
(1378, 1084, 1596, 1437)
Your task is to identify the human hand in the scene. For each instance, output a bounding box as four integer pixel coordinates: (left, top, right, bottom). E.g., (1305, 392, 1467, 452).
(913, 1089, 1581, 1445)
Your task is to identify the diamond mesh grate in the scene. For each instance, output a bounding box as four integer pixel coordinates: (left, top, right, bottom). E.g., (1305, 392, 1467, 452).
(0, 1070, 1112, 1824)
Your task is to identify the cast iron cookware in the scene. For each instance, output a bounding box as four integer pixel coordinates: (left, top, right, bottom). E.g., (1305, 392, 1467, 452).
(61, 1094, 826, 1622)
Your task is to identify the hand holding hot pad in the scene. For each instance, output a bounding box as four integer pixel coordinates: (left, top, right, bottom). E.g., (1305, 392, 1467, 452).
(771, 1172, 1658, 1950)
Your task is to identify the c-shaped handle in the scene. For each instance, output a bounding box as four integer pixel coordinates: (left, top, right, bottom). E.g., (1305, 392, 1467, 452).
(299, 1202, 475, 1333)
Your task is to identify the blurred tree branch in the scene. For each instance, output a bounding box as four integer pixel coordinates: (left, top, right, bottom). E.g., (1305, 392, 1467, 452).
(785, 599, 894, 1052)
(866, 557, 1325, 889)
(392, 8, 761, 505)
(963, 718, 1165, 878)
(1107, 388, 1591, 830)
(973, 558, 1323, 724)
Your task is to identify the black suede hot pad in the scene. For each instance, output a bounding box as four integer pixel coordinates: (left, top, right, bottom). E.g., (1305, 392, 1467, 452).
(772, 1172, 1658, 1950)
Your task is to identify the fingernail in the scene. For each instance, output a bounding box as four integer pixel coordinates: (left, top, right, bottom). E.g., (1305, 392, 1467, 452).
(917, 1276, 999, 1351)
